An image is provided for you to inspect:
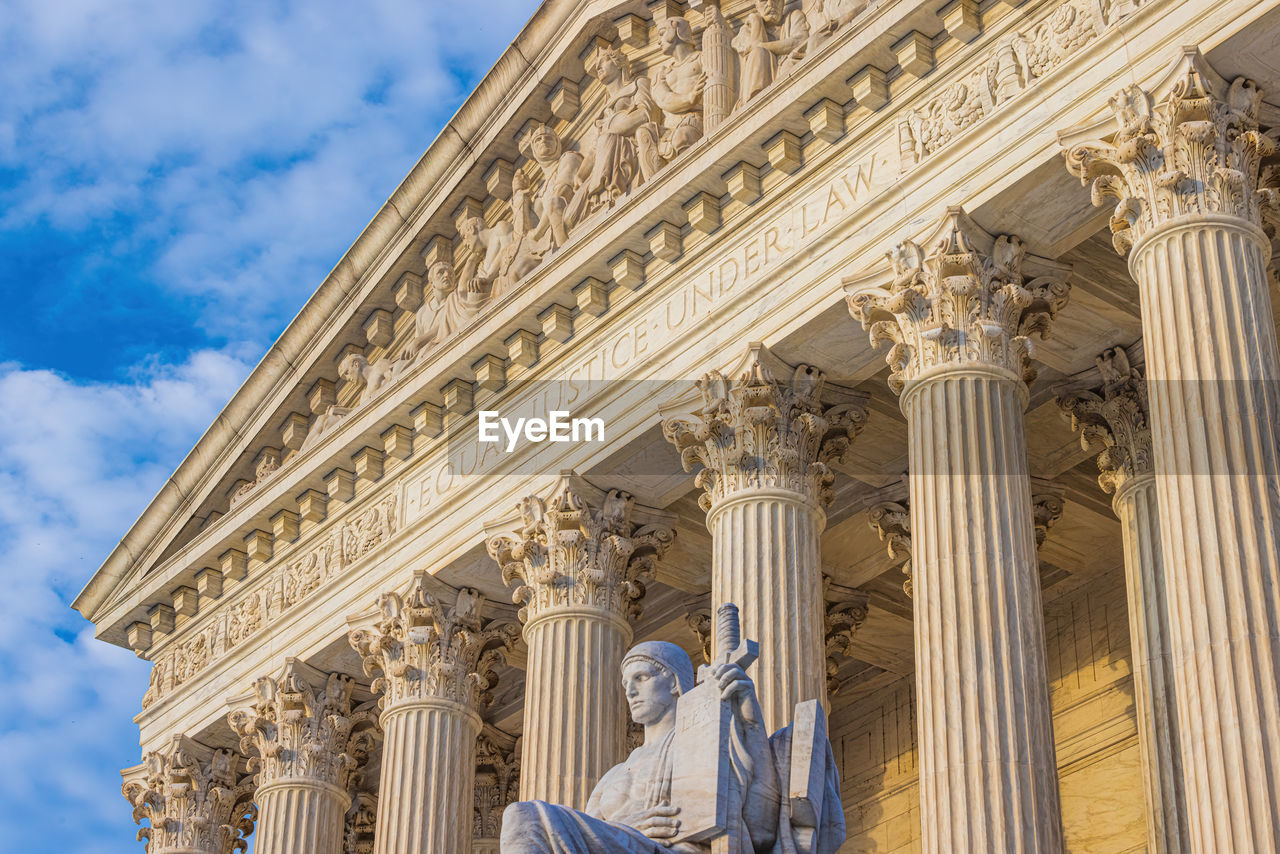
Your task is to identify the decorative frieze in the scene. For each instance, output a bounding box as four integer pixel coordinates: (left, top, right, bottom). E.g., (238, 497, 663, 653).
(901, 0, 1146, 169)
(846, 207, 1070, 394)
(142, 493, 399, 710)
(122, 734, 256, 854)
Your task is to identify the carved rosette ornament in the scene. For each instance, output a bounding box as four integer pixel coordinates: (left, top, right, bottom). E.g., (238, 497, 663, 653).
(486, 474, 675, 626)
(1063, 48, 1280, 255)
(661, 345, 869, 512)
(1058, 347, 1154, 496)
(348, 575, 517, 714)
(847, 208, 1071, 395)
(122, 735, 256, 854)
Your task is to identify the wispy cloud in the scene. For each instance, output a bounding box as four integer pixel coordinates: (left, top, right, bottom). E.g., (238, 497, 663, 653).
(0, 0, 539, 849)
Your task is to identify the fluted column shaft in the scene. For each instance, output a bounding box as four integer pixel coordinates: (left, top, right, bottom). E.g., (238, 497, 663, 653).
(708, 489, 826, 731)
(1131, 218, 1280, 851)
(520, 608, 631, 805)
(254, 778, 348, 854)
(1113, 472, 1187, 853)
(487, 474, 674, 809)
(847, 207, 1071, 854)
(375, 699, 481, 854)
(904, 368, 1063, 854)
(1062, 53, 1280, 851)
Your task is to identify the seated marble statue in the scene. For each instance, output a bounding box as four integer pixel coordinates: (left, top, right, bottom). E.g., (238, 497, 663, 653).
(501, 634, 845, 854)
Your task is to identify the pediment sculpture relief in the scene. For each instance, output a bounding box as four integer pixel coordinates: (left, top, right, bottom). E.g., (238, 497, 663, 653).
(500, 603, 845, 853)
(274, 3, 883, 478)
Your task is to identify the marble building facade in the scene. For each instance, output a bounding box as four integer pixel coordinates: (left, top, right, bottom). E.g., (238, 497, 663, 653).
(76, 0, 1280, 851)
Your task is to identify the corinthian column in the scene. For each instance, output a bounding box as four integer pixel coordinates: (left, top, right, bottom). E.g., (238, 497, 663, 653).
(348, 575, 516, 854)
(121, 734, 255, 854)
(1059, 347, 1187, 854)
(661, 344, 868, 731)
(486, 473, 674, 807)
(228, 661, 377, 854)
(1063, 48, 1280, 853)
(847, 209, 1071, 854)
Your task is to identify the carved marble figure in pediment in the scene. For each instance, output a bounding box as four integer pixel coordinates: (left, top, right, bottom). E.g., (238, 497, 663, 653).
(408, 259, 489, 360)
(567, 45, 664, 223)
(650, 15, 706, 162)
(517, 122, 583, 252)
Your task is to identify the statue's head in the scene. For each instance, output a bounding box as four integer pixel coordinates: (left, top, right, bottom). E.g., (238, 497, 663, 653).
(459, 215, 486, 246)
(587, 44, 628, 85)
(338, 353, 368, 383)
(755, 0, 784, 25)
(428, 260, 456, 295)
(621, 641, 694, 725)
(519, 122, 561, 163)
(659, 15, 694, 53)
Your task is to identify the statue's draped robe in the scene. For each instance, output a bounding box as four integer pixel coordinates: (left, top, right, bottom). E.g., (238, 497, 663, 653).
(500, 719, 844, 854)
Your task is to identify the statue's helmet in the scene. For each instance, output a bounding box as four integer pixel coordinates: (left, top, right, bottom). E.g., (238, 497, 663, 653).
(622, 641, 695, 695)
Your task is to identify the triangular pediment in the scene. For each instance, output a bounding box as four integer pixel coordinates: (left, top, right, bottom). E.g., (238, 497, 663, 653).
(79, 0, 1144, 648)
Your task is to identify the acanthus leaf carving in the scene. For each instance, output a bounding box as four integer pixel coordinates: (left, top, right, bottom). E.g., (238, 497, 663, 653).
(846, 208, 1071, 394)
(347, 575, 518, 712)
(227, 661, 379, 792)
(661, 345, 869, 512)
(1063, 48, 1280, 255)
(474, 733, 521, 840)
(1057, 346, 1153, 495)
(867, 499, 912, 597)
(122, 734, 256, 854)
(823, 581, 870, 696)
(485, 474, 675, 625)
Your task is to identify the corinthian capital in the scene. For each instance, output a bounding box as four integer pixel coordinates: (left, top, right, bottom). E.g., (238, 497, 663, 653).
(121, 734, 255, 854)
(660, 344, 869, 512)
(846, 208, 1071, 395)
(867, 499, 912, 597)
(1058, 346, 1154, 494)
(824, 582, 869, 696)
(228, 660, 378, 791)
(348, 574, 517, 712)
(1062, 47, 1280, 254)
(485, 472, 676, 625)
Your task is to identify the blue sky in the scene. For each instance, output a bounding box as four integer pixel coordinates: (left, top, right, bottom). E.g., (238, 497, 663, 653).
(0, 1, 539, 849)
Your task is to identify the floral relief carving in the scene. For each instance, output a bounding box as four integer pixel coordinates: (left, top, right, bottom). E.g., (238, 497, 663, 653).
(228, 662, 378, 791)
(1058, 346, 1154, 494)
(846, 208, 1071, 394)
(143, 493, 400, 710)
(474, 734, 520, 839)
(348, 575, 517, 711)
(901, 0, 1146, 168)
(661, 346, 869, 512)
(824, 584, 870, 696)
(122, 734, 256, 854)
(1063, 48, 1280, 254)
(344, 792, 377, 854)
(867, 499, 912, 597)
(486, 475, 675, 625)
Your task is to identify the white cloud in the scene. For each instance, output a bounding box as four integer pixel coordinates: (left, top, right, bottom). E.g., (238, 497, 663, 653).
(1, 0, 542, 343)
(0, 350, 251, 850)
